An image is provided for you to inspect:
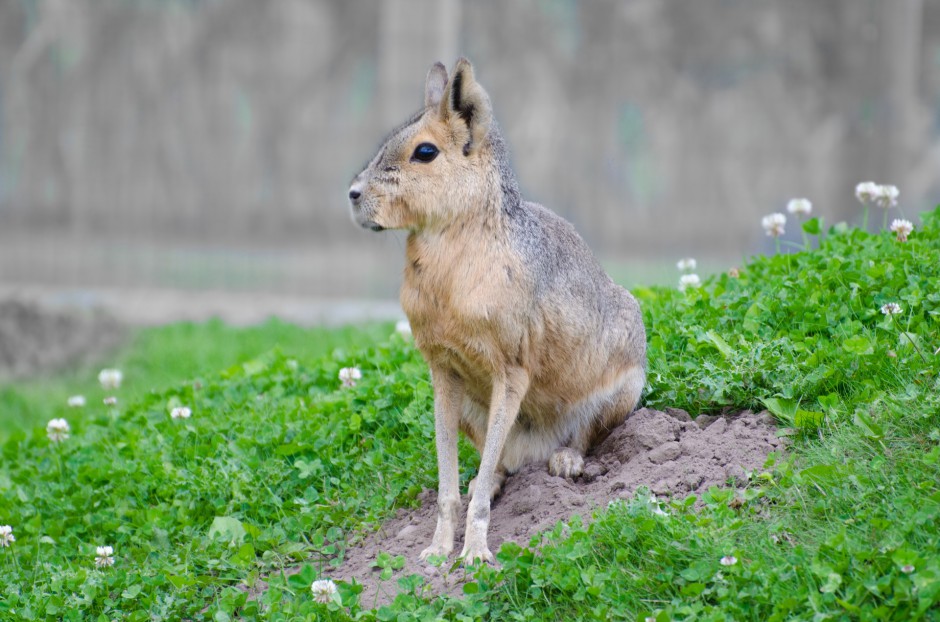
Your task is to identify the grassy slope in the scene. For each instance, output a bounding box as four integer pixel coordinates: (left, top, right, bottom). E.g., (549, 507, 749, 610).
(1, 211, 939, 620)
(0, 319, 389, 442)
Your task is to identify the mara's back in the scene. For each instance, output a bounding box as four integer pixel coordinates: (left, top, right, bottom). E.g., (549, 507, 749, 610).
(502, 198, 645, 411)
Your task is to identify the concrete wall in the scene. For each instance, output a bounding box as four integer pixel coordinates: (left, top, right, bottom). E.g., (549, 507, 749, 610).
(1, 0, 938, 296)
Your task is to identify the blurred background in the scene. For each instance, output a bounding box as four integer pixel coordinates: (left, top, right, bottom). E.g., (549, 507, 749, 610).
(0, 0, 938, 325)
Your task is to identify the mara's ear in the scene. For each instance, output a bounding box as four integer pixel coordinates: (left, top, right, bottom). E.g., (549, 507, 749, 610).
(424, 62, 448, 108)
(440, 58, 492, 155)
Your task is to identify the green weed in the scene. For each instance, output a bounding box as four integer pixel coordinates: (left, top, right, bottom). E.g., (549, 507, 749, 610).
(0, 319, 388, 440)
(1, 209, 938, 620)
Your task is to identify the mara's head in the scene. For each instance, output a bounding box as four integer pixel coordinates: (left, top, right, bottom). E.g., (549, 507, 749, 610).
(348, 58, 498, 232)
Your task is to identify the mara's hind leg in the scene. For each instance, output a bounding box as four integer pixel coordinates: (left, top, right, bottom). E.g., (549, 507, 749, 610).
(548, 364, 645, 479)
(547, 446, 585, 478)
(585, 363, 646, 447)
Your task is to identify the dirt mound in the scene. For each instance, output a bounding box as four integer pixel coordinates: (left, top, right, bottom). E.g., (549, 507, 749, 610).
(329, 407, 783, 606)
(0, 298, 124, 380)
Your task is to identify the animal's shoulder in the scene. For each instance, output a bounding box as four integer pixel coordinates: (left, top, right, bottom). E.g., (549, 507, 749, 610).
(507, 201, 612, 294)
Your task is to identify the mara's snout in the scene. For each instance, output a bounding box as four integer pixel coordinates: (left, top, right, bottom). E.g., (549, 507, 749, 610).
(347, 177, 386, 232)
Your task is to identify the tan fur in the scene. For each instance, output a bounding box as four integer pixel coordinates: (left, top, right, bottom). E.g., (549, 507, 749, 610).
(349, 58, 647, 564)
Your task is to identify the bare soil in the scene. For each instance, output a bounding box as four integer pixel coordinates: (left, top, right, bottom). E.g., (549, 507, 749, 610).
(315, 407, 784, 607)
(0, 298, 124, 380)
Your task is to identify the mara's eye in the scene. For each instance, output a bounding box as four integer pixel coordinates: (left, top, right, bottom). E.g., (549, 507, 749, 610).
(411, 142, 439, 163)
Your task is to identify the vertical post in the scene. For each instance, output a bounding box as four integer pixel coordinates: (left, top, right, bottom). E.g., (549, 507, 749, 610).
(879, 0, 923, 207)
(438, 0, 460, 68)
(378, 0, 461, 126)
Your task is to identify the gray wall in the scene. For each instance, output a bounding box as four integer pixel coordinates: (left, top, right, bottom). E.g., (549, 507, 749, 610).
(1, 0, 938, 296)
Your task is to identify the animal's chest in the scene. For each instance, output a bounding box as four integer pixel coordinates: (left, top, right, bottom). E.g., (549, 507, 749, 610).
(400, 236, 528, 381)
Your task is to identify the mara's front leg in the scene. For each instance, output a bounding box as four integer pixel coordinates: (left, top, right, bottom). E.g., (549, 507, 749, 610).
(419, 367, 464, 561)
(461, 366, 529, 564)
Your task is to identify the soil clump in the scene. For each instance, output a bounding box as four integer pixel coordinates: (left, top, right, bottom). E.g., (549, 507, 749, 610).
(0, 298, 124, 380)
(322, 407, 784, 606)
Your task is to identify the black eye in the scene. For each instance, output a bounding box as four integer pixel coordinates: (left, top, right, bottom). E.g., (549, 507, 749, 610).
(411, 143, 439, 163)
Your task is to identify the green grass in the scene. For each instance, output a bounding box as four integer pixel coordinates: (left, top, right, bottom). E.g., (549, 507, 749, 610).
(0, 319, 389, 441)
(1, 210, 939, 620)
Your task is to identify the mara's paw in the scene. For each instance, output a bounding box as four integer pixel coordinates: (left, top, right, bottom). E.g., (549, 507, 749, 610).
(459, 539, 495, 566)
(548, 447, 584, 479)
(419, 541, 453, 563)
(467, 472, 506, 501)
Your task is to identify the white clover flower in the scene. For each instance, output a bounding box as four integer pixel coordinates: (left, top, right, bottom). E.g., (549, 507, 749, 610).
(67, 395, 86, 408)
(786, 198, 812, 216)
(761, 213, 786, 238)
(855, 182, 898, 209)
(901, 564, 915, 574)
(395, 320, 412, 337)
(170, 406, 192, 419)
(46, 418, 70, 443)
(876, 184, 899, 209)
(648, 494, 669, 517)
(720, 555, 738, 566)
(338, 367, 362, 388)
(881, 302, 902, 316)
(678, 273, 701, 292)
(103, 396, 117, 406)
(311, 579, 339, 604)
(0, 525, 14, 547)
(95, 545, 114, 568)
(645, 618, 656, 622)
(855, 181, 880, 204)
(890, 219, 913, 242)
(676, 257, 697, 272)
(98, 368, 123, 390)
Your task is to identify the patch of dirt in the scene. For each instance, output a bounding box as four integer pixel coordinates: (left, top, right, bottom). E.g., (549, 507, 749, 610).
(0, 298, 124, 380)
(322, 407, 784, 607)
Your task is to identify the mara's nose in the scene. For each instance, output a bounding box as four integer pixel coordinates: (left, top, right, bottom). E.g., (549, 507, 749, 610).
(348, 188, 361, 202)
